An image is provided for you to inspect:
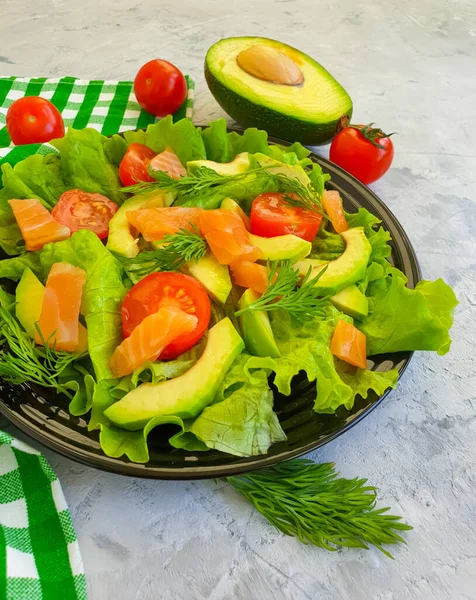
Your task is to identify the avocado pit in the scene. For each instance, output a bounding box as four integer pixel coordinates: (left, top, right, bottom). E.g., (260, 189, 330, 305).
(236, 44, 304, 86)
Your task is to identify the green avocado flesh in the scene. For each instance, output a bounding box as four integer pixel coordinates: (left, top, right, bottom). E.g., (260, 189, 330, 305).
(331, 284, 369, 320)
(238, 288, 280, 358)
(254, 153, 310, 186)
(205, 37, 353, 145)
(187, 152, 250, 175)
(184, 252, 232, 304)
(16, 268, 44, 339)
(106, 191, 172, 258)
(295, 227, 371, 294)
(104, 317, 244, 430)
(251, 233, 311, 263)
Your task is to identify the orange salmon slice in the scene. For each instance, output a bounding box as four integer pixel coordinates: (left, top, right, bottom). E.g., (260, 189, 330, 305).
(126, 207, 202, 242)
(149, 146, 187, 179)
(9, 199, 71, 251)
(109, 306, 197, 377)
(36, 262, 86, 352)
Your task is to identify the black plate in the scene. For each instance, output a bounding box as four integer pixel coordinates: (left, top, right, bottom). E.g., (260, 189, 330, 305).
(0, 128, 421, 479)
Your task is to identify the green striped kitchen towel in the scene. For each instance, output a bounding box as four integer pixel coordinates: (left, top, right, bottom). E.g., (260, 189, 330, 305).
(0, 75, 194, 166)
(0, 431, 86, 600)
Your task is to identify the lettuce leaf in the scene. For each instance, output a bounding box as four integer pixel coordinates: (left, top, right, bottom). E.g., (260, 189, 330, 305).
(170, 354, 286, 457)
(145, 116, 206, 165)
(201, 119, 234, 163)
(248, 308, 399, 414)
(40, 230, 127, 380)
(360, 269, 457, 356)
(52, 128, 126, 205)
(0, 251, 42, 281)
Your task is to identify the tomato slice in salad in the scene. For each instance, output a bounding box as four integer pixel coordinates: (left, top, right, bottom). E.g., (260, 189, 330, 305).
(122, 272, 211, 360)
(250, 192, 322, 242)
(52, 190, 118, 239)
(119, 143, 157, 187)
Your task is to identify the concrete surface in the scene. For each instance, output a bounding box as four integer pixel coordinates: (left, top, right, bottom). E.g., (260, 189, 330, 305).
(1, 0, 475, 598)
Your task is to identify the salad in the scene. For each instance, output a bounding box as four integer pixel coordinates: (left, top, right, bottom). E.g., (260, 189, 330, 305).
(0, 117, 457, 463)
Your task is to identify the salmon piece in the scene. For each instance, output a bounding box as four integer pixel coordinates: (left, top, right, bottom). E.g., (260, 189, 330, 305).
(149, 146, 187, 179)
(322, 190, 348, 234)
(36, 263, 86, 352)
(230, 261, 269, 295)
(199, 209, 262, 265)
(9, 199, 71, 251)
(109, 307, 197, 377)
(126, 207, 202, 242)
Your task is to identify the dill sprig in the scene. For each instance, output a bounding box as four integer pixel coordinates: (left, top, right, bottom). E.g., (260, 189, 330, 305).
(227, 460, 412, 557)
(0, 306, 85, 399)
(122, 166, 324, 216)
(118, 225, 208, 283)
(122, 166, 267, 199)
(234, 260, 329, 320)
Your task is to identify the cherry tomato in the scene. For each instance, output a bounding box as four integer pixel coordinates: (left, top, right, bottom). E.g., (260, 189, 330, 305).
(329, 123, 394, 185)
(119, 143, 157, 187)
(122, 272, 211, 360)
(250, 193, 322, 242)
(6, 97, 65, 145)
(52, 190, 118, 239)
(134, 60, 187, 117)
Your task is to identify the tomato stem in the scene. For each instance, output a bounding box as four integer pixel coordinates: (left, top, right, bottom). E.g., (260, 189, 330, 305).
(347, 122, 396, 149)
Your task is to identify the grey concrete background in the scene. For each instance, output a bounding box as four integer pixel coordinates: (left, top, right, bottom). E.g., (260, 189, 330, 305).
(1, 0, 475, 598)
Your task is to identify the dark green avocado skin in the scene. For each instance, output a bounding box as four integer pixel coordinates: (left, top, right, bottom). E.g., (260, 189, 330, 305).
(205, 64, 353, 145)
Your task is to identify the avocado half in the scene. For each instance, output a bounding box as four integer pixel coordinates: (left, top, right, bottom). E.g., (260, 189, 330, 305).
(205, 37, 353, 145)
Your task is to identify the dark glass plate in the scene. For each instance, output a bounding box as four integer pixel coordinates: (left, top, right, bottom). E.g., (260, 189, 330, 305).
(0, 128, 421, 479)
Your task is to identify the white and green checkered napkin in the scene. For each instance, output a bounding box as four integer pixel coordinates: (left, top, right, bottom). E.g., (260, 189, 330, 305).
(0, 75, 195, 166)
(0, 432, 86, 600)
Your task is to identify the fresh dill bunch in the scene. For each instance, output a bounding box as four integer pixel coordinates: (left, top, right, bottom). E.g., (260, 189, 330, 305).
(118, 225, 208, 283)
(226, 460, 412, 557)
(0, 306, 85, 399)
(234, 260, 329, 320)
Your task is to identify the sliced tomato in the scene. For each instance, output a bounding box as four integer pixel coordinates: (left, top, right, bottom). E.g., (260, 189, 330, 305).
(330, 319, 367, 369)
(119, 143, 157, 187)
(110, 306, 197, 377)
(250, 192, 322, 242)
(149, 146, 187, 179)
(126, 207, 202, 242)
(36, 263, 86, 352)
(199, 209, 262, 265)
(9, 198, 70, 251)
(51, 190, 118, 239)
(230, 261, 269, 295)
(322, 190, 348, 234)
(122, 272, 210, 359)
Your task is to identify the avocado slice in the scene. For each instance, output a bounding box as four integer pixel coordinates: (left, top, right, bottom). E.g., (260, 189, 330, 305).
(250, 233, 311, 263)
(187, 152, 250, 176)
(104, 317, 244, 430)
(184, 252, 232, 304)
(238, 289, 280, 358)
(295, 227, 371, 294)
(16, 267, 88, 351)
(331, 284, 369, 320)
(16, 267, 45, 339)
(106, 190, 173, 258)
(254, 153, 310, 187)
(205, 37, 353, 145)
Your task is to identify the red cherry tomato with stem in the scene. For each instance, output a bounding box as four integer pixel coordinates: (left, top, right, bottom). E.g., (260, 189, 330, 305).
(329, 123, 395, 185)
(134, 60, 187, 117)
(121, 272, 211, 360)
(119, 143, 157, 187)
(250, 193, 322, 242)
(52, 190, 118, 240)
(6, 97, 64, 145)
